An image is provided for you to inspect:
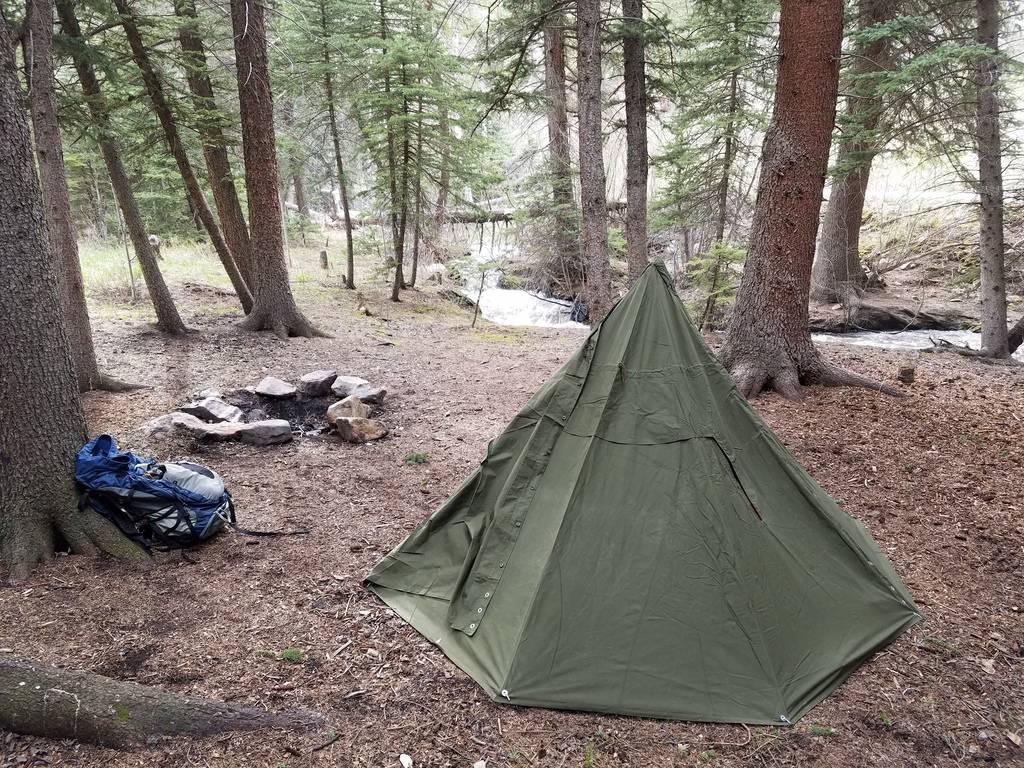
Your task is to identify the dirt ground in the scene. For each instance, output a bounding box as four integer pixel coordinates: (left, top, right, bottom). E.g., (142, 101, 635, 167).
(1, 278, 1022, 768)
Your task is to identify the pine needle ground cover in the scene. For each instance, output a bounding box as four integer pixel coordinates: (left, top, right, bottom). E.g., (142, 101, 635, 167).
(0, 280, 1020, 767)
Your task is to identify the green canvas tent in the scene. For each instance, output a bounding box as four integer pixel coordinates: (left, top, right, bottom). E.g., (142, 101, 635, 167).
(366, 263, 920, 725)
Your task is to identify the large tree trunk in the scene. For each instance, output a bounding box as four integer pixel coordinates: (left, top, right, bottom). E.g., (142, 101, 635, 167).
(319, 0, 355, 289)
(622, 0, 648, 285)
(0, 16, 147, 581)
(576, 0, 611, 321)
(114, 0, 253, 314)
(810, 0, 895, 306)
(174, 0, 255, 289)
(230, 0, 322, 337)
(24, 0, 126, 391)
(0, 656, 321, 746)
(543, 8, 581, 291)
(974, 0, 1008, 357)
(720, 0, 894, 399)
(56, 0, 186, 335)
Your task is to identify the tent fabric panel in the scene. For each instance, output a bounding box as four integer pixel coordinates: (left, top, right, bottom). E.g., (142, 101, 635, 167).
(501, 437, 917, 723)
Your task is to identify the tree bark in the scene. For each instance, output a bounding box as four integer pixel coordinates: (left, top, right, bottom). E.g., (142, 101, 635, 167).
(576, 0, 611, 321)
(174, 0, 255, 289)
(0, 16, 148, 581)
(0, 656, 321, 746)
(810, 0, 895, 306)
(378, 0, 407, 302)
(720, 0, 894, 399)
(974, 0, 1008, 357)
(622, 0, 648, 285)
(85, 159, 108, 239)
(1008, 313, 1023, 354)
(319, 0, 355, 289)
(410, 107, 424, 288)
(230, 0, 322, 337)
(56, 0, 186, 335)
(435, 93, 450, 227)
(24, 0, 122, 391)
(544, 8, 581, 291)
(292, 164, 309, 217)
(114, 0, 253, 314)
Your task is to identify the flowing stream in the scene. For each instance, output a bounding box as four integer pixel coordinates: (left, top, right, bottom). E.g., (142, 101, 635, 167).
(446, 223, 1021, 357)
(813, 329, 1024, 361)
(453, 223, 586, 328)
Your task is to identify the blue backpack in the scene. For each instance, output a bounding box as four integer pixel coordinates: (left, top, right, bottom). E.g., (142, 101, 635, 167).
(76, 435, 234, 550)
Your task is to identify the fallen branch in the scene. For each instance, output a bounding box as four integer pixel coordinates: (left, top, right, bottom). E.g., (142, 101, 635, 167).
(0, 656, 323, 747)
(922, 338, 1021, 364)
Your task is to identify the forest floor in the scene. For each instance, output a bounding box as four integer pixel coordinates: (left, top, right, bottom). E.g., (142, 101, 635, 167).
(1, 247, 1023, 768)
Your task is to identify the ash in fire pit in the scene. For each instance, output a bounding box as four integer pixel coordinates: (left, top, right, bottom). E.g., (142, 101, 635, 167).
(143, 371, 389, 446)
(221, 389, 338, 437)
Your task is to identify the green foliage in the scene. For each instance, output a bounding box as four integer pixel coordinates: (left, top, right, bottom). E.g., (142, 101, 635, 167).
(404, 451, 429, 465)
(582, 741, 596, 768)
(607, 226, 626, 260)
(685, 242, 746, 325)
(278, 648, 304, 663)
(653, 0, 776, 237)
(808, 725, 836, 738)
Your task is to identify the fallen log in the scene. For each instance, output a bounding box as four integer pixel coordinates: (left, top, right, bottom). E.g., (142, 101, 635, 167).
(808, 300, 974, 333)
(0, 656, 323, 747)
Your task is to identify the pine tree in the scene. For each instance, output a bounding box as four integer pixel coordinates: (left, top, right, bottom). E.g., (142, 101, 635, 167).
(721, 0, 895, 398)
(653, 0, 775, 328)
(56, 0, 186, 335)
(229, 0, 322, 337)
(113, 0, 253, 313)
(1, 12, 144, 579)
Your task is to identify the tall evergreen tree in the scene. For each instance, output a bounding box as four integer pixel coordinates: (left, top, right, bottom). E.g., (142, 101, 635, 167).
(1, 12, 144, 580)
(229, 0, 322, 337)
(622, 0, 649, 284)
(654, 0, 775, 327)
(577, 0, 611, 320)
(24, 0, 128, 391)
(174, 0, 255, 288)
(56, 0, 186, 335)
(722, 0, 894, 398)
(810, 0, 898, 305)
(973, 0, 1008, 356)
(113, 0, 253, 313)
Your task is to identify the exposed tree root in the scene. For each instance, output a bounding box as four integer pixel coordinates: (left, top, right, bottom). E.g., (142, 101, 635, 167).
(0, 656, 323, 746)
(240, 307, 331, 339)
(726, 351, 902, 401)
(3, 509, 149, 583)
(804, 361, 903, 397)
(84, 372, 147, 393)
